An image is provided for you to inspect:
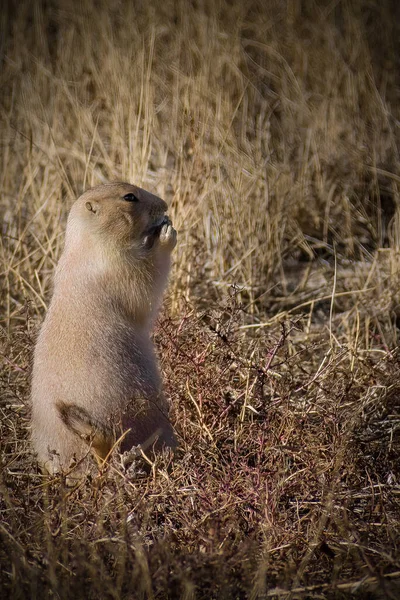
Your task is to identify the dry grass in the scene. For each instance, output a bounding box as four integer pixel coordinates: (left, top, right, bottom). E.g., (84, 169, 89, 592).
(1, 0, 400, 598)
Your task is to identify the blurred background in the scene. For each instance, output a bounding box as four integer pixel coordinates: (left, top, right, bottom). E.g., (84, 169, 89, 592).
(1, 0, 399, 339)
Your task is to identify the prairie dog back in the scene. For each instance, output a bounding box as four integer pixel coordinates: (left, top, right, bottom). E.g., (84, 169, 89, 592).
(31, 182, 177, 476)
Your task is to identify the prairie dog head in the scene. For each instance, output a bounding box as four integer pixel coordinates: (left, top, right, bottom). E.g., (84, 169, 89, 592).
(66, 182, 169, 253)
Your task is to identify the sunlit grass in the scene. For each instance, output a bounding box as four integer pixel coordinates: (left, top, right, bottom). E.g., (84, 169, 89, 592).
(1, 1, 399, 598)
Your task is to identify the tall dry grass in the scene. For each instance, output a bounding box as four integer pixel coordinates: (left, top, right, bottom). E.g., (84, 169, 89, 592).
(1, 0, 400, 598)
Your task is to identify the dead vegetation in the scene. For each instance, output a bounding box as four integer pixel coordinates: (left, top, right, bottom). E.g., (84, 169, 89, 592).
(1, 0, 400, 598)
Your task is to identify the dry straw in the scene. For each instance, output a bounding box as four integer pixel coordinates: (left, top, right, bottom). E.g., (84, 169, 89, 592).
(1, 0, 399, 598)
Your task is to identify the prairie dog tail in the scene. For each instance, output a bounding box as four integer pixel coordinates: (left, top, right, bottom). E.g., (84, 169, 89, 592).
(56, 402, 113, 460)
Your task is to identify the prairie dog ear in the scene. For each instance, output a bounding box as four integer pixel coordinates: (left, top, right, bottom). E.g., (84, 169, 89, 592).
(85, 201, 99, 214)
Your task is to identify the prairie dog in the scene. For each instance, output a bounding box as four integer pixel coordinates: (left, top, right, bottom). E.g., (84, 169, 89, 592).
(31, 182, 177, 476)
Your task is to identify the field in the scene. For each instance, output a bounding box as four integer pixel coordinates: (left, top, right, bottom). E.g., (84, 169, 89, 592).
(1, 0, 400, 598)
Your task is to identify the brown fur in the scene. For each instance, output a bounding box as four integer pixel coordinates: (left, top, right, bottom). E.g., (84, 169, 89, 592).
(31, 182, 177, 477)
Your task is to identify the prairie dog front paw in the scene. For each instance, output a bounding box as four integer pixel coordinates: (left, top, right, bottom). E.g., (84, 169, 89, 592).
(159, 220, 177, 250)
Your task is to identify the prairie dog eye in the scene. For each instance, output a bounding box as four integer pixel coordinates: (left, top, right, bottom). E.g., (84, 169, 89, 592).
(123, 193, 139, 202)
